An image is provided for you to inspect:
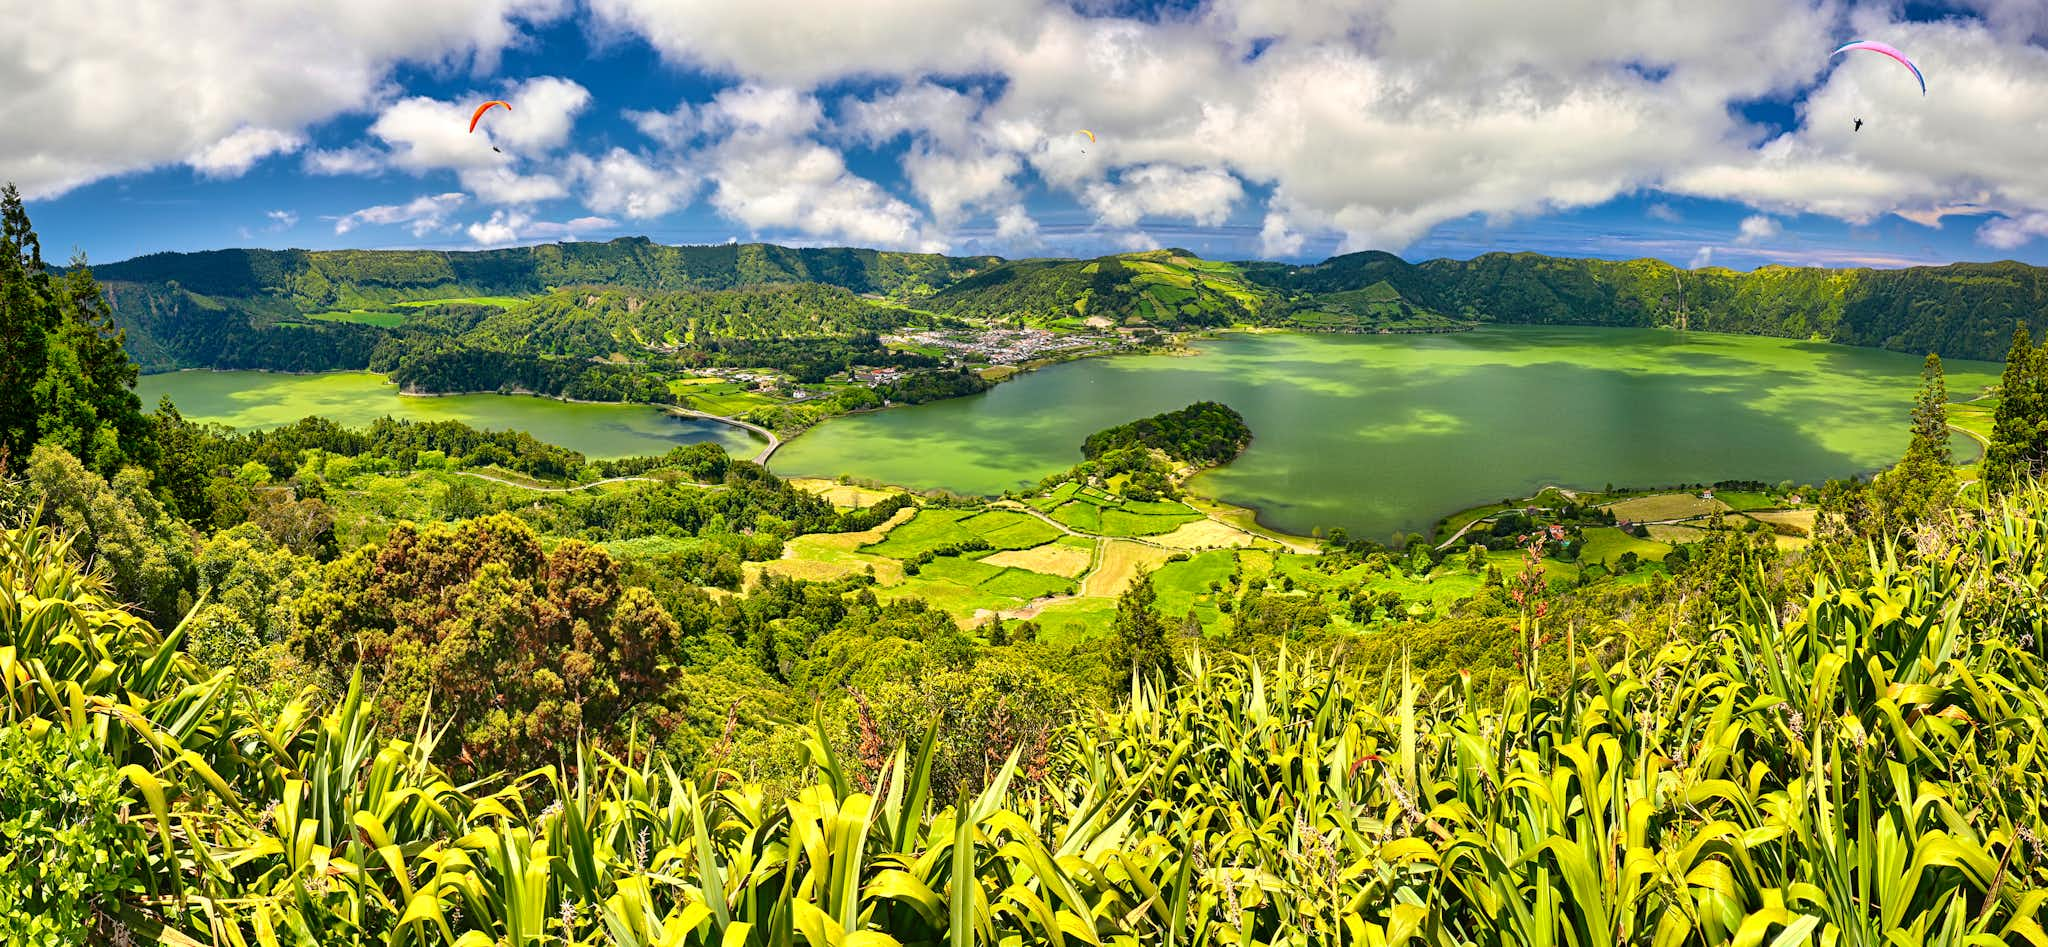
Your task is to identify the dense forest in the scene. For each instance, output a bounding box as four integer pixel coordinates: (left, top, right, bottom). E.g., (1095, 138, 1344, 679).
(5, 183, 2048, 943)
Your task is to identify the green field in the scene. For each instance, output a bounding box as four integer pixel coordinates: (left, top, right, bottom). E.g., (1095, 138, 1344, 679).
(862, 508, 1061, 559)
(669, 378, 786, 415)
(308, 309, 407, 327)
(1578, 526, 1673, 567)
(391, 296, 526, 309)
(1044, 490, 1202, 537)
(1151, 549, 1237, 627)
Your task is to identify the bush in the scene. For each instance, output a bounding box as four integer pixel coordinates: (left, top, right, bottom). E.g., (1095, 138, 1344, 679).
(0, 728, 144, 946)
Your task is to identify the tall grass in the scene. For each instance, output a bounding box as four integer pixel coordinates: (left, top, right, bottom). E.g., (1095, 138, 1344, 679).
(4, 488, 2046, 944)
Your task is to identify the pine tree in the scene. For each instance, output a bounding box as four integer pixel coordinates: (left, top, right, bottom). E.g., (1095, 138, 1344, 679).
(1985, 327, 2046, 492)
(0, 184, 52, 466)
(1108, 569, 1176, 693)
(0, 186, 151, 475)
(1869, 353, 1956, 533)
(1910, 353, 1951, 466)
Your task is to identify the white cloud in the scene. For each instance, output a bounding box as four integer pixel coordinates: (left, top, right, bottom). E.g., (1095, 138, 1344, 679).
(303, 147, 385, 176)
(683, 86, 945, 250)
(1646, 202, 1682, 223)
(1085, 165, 1244, 229)
(265, 209, 299, 230)
(625, 103, 698, 149)
(706, 141, 939, 250)
(586, 0, 1041, 85)
(1735, 214, 1781, 244)
(460, 167, 569, 205)
(1260, 210, 1306, 258)
(0, 0, 565, 198)
(1979, 213, 2048, 251)
(333, 192, 467, 237)
(369, 76, 589, 174)
(187, 127, 305, 178)
(1688, 246, 1715, 268)
(466, 210, 616, 247)
(569, 149, 698, 219)
(993, 204, 1040, 244)
(1669, 13, 2048, 227)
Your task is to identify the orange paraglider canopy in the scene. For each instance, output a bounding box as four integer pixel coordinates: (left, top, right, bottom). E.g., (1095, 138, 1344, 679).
(469, 101, 511, 134)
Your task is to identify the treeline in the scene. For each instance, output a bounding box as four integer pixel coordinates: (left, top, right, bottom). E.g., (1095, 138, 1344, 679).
(88, 237, 998, 310)
(375, 345, 677, 403)
(461, 284, 916, 356)
(1081, 401, 1252, 467)
(1246, 250, 2048, 361)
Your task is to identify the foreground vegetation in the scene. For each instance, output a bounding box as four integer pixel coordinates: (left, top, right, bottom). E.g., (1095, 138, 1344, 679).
(11, 176, 2048, 943)
(6, 479, 2047, 944)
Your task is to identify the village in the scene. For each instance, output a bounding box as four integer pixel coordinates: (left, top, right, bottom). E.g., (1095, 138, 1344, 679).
(883, 326, 1122, 366)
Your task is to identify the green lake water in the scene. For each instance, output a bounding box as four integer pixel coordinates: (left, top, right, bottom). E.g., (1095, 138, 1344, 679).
(773, 327, 2000, 539)
(136, 371, 762, 460)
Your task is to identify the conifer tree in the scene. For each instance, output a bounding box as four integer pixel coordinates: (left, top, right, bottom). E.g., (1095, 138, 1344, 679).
(1108, 569, 1176, 692)
(1985, 327, 2046, 493)
(1869, 353, 1956, 532)
(0, 184, 152, 474)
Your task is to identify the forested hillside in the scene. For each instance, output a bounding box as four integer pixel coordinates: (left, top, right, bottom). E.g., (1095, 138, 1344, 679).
(928, 249, 1272, 328)
(92, 235, 2048, 373)
(1248, 250, 2048, 360)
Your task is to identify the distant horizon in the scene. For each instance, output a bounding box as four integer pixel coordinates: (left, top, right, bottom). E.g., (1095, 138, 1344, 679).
(82, 232, 2044, 276)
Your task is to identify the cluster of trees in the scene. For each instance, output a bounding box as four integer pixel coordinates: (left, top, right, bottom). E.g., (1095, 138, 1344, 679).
(0, 185, 153, 476)
(1081, 401, 1252, 468)
(376, 345, 678, 403)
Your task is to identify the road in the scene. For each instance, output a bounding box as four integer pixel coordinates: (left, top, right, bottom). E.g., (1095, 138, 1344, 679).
(670, 407, 781, 465)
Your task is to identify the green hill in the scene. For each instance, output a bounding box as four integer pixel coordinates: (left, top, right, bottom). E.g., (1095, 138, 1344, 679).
(927, 250, 1275, 328)
(88, 239, 2048, 371)
(1246, 251, 2048, 359)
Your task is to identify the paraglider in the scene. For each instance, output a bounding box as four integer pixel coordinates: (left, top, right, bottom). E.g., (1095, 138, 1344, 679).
(470, 100, 511, 152)
(1831, 41, 1926, 96)
(1853, 118, 1864, 132)
(1077, 129, 1094, 154)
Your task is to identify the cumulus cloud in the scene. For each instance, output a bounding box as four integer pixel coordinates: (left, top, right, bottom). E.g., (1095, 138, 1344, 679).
(466, 210, 615, 247)
(332, 192, 467, 236)
(303, 147, 385, 177)
(1735, 214, 1781, 244)
(676, 85, 945, 250)
(187, 127, 305, 178)
(1085, 165, 1244, 229)
(0, 0, 564, 198)
(266, 209, 299, 230)
(1979, 213, 2048, 251)
(586, 0, 1040, 85)
(1646, 202, 1682, 223)
(370, 77, 590, 172)
(568, 149, 699, 219)
(1669, 13, 2048, 237)
(1260, 210, 1307, 258)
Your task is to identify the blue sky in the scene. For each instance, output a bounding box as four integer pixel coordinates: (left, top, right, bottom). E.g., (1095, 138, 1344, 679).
(10, 1, 2048, 269)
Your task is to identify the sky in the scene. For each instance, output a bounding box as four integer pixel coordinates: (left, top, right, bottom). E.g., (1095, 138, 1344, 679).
(6, 0, 2048, 269)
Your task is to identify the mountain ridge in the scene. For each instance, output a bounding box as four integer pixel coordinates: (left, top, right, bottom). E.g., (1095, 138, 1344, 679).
(85, 238, 2048, 367)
